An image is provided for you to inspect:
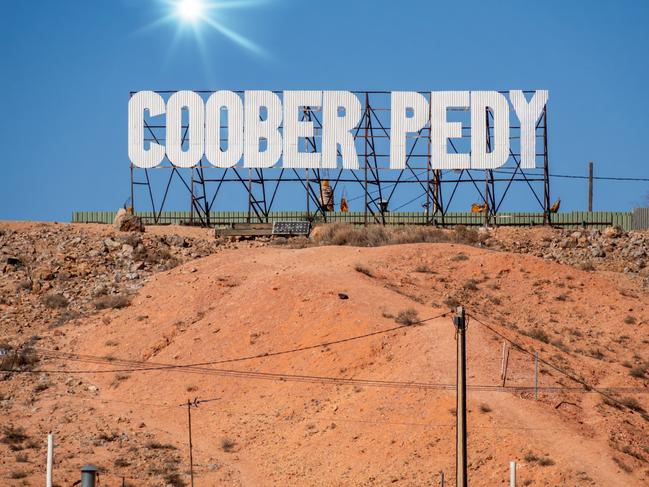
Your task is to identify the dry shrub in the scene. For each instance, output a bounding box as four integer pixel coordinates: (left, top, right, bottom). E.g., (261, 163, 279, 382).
(1, 346, 38, 371)
(479, 403, 492, 413)
(42, 292, 68, 309)
(395, 308, 420, 326)
(443, 296, 460, 310)
(94, 294, 131, 310)
(221, 438, 236, 452)
(354, 264, 374, 277)
(310, 224, 483, 247)
(629, 365, 647, 378)
(524, 328, 550, 344)
(1, 425, 29, 446)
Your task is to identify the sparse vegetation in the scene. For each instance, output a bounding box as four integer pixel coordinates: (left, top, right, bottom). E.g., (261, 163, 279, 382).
(354, 264, 373, 277)
(613, 456, 633, 473)
(1, 425, 29, 446)
(629, 365, 647, 378)
(93, 294, 131, 310)
(577, 261, 595, 272)
(524, 328, 550, 344)
(451, 253, 469, 262)
(538, 457, 555, 467)
(114, 457, 130, 468)
(624, 315, 637, 325)
(221, 438, 236, 452)
(463, 279, 479, 291)
(310, 224, 483, 247)
(524, 452, 539, 463)
(443, 296, 460, 310)
(394, 308, 420, 326)
(42, 292, 68, 309)
(479, 403, 492, 413)
(9, 470, 28, 479)
(414, 265, 435, 273)
(620, 397, 645, 413)
(145, 440, 177, 450)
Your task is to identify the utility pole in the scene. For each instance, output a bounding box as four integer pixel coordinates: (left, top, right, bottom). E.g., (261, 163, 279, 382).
(588, 161, 593, 211)
(453, 306, 468, 487)
(186, 399, 195, 487)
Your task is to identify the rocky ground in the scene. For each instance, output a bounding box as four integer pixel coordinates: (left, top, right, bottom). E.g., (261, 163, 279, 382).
(0, 221, 648, 486)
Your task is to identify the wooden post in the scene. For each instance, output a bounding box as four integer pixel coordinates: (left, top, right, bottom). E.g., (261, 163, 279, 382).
(187, 400, 195, 487)
(588, 162, 593, 212)
(534, 352, 539, 400)
(453, 306, 468, 487)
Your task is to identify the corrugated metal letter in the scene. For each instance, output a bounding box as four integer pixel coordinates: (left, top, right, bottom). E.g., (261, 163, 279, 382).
(205, 90, 243, 168)
(430, 91, 470, 170)
(470, 91, 510, 169)
(128, 91, 166, 168)
(322, 91, 361, 169)
(389, 91, 429, 170)
(283, 91, 322, 168)
(166, 90, 204, 168)
(510, 90, 548, 169)
(244, 90, 283, 168)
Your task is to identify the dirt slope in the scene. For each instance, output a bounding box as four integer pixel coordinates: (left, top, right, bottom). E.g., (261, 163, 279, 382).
(1, 224, 648, 486)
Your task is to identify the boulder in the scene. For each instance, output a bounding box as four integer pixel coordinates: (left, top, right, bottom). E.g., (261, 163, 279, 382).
(114, 213, 144, 233)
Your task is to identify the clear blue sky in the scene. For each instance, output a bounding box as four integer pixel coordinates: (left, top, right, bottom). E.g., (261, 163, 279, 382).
(1, 0, 648, 221)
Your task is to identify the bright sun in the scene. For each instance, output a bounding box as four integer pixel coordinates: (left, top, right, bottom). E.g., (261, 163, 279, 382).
(176, 0, 204, 22)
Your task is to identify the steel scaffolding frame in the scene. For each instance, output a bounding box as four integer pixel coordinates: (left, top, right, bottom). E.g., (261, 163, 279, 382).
(130, 90, 550, 226)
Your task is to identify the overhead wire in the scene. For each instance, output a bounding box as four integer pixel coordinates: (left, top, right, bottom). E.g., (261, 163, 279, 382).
(466, 310, 649, 419)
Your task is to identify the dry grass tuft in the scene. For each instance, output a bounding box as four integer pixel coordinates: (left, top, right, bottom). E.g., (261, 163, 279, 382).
(394, 308, 420, 326)
(94, 294, 131, 310)
(311, 224, 483, 247)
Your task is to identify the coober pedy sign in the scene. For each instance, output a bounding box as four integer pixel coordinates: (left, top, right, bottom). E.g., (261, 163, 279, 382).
(128, 90, 548, 172)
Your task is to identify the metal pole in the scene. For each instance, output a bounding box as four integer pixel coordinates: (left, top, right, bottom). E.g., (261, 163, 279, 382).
(534, 352, 539, 400)
(440, 471, 445, 486)
(453, 306, 468, 487)
(510, 461, 516, 487)
(80, 465, 98, 487)
(46, 433, 53, 487)
(364, 94, 369, 226)
(588, 161, 593, 212)
(187, 399, 195, 487)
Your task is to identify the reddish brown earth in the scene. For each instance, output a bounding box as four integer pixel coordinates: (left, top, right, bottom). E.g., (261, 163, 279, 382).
(1, 222, 648, 486)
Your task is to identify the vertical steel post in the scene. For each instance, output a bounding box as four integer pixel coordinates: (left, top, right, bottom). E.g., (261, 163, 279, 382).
(588, 161, 593, 212)
(364, 93, 369, 226)
(46, 433, 53, 487)
(247, 168, 252, 223)
(187, 400, 195, 487)
(440, 471, 445, 486)
(453, 306, 468, 487)
(80, 464, 98, 487)
(510, 461, 517, 487)
(534, 352, 539, 400)
(542, 106, 551, 225)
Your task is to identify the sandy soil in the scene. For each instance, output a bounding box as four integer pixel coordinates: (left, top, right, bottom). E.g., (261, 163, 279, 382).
(1, 223, 648, 486)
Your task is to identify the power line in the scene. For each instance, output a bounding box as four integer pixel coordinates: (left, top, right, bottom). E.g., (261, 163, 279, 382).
(466, 311, 649, 419)
(4, 311, 452, 374)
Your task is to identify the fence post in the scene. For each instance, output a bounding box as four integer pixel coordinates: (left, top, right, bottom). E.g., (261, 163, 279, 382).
(46, 433, 53, 487)
(534, 352, 539, 400)
(510, 461, 516, 487)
